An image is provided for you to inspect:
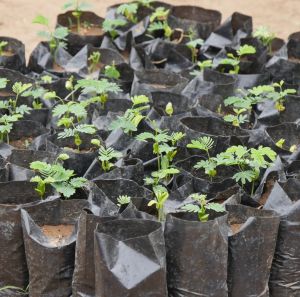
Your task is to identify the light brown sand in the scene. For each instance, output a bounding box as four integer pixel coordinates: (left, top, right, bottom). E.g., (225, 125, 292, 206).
(0, 0, 299, 59)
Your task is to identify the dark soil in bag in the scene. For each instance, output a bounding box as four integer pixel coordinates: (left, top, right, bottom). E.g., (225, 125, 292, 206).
(264, 179, 300, 297)
(21, 199, 89, 297)
(165, 211, 228, 297)
(56, 11, 105, 56)
(0, 37, 26, 72)
(287, 31, 300, 60)
(94, 219, 168, 297)
(226, 204, 280, 297)
(0, 182, 54, 288)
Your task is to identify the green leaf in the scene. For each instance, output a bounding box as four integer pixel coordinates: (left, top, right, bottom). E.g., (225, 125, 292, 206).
(70, 177, 87, 188)
(15, 105, 32, 115)
(53, 182, 76, 198)
(0, 78, 8, 89)
(233, 170, 255, 185)
(76, 124, 96, 135)
(206, 202, 225, 212)
(237, 44, 256, 56)
(53, 27, 69, 40)
(12, 82, 32, 95)
(187, 38, 203, 49)
(117, 195, 131, 206)
(104, 65, 120, 80)
(75, 79, 121, 95)
(33, 15, 49, 26)
(131, 95, 150, 106)
(187, 136, 214, 152)
(117, 3, 138, 15)
(181, 204, 200, 213)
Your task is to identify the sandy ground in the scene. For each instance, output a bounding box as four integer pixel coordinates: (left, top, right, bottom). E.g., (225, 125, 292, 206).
(0, 0, 299, 59)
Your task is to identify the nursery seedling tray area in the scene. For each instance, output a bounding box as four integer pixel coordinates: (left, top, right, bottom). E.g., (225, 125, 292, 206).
(0, 1, 300, 297)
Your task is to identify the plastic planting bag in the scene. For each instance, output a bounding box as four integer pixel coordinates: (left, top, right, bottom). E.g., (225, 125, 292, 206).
(226, 204, 280, 297)
(94, 219, 168, 297)
(0, 181, 52, 289)
(264, 180, 300, 297)
(165, 211, 228, 297)
(21, 199, 89, 297)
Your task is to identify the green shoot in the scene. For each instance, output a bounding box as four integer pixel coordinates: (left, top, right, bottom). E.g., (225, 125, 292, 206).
(187, 38, 203, 63)
(117, 195, 131, 207)
(104, 62, 120, 80)
(150, 7, 170, 23)
(165, 102, 173, 116)
(148, 185, 169, 221)
(63, 0, 90, 33)
(97, 145, 122, 172)
(253, 26, 275, 53)
(148, 21, 173, 39)
(88, 51, 101, 74)
(190, 60, 213, 76)
(117, 3, 138, 23)
(33, 15, 69, 61)
(102, 19, 127, 39)
(219, 44, 256, 74)
(109, 95, 150, 134)
(181, 193, 225, 222)
(0, 41, 8, 56)
(30, 153, 87, 199)
(223, 108, 248, 127)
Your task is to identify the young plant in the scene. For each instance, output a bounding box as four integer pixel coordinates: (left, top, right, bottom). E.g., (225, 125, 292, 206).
(223, 108, 248, 127)
(150, 7, 170, 23)
(148, 21, 173, 39)
(117, 3, 138, 23)
(117, 195, 131, 207)
(109, 95, 150, 134)
(216, 145, 277, 195)
(63, 0, 90, 33)
(219, 44, 256, 74)
(30, 153, 87, 199)
(0, 41, 8, 56)
(75, 78, 121, 109)
(253, 26, 275, 53)
(165, 102, 173, 116)
(0, 114, 22, 143)
(187, 38, 203, 63)
(148, 184, 169, 221)
(88, 51, 101, 74)
(0, 285, 29, 295)
(102, 19, 127, 39)
(91, 140, 122, 172)
(187, 136, 217, 180)
(104, 62, 120, 80)
(137, 0, 154, 8)
(268, 80, 297, 112)
(190, 60, 213, 76)
(276, 138, 298, 153)
(181, 193, 225, 222)
(33, 15, 69, 61)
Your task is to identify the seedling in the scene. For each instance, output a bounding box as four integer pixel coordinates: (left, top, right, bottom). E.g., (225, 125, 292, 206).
(0, 114, 22, 143)
(216, 145, 277, 195)
(0, 41, 8, 56)
(104, 62, 120, 80)
(148, 21, 173, 39)
(88, 51, 101, 73)
(117, 195, 131, 207)
(187, 38, 203, 63)
(109, 95, 150, 134)
(190, 60, 213, 76)
(268, 80, 297, 111)
(75, 78, 121, 109)
(136, 0, 154, 8)
(276, 138, 298, 152)
(187, 136, 217, 180)
(117, 3, 138, 23)
(30, 153, 87, 199)
(253, 26, 275, 53)
(92, 141, 122, 172)
(23, 85, 48, 109)
(33, 15, 69, 61)
(223, 108, 248, 127)
(63, 0, 90, 33)
(219, 44, 256, 74)
(102, 19, 127, 39)
(165, 102, 173, 116)
(181, 193, 225, 222)
(150, 7, 170, 23)
(148, 184, 169, 221)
